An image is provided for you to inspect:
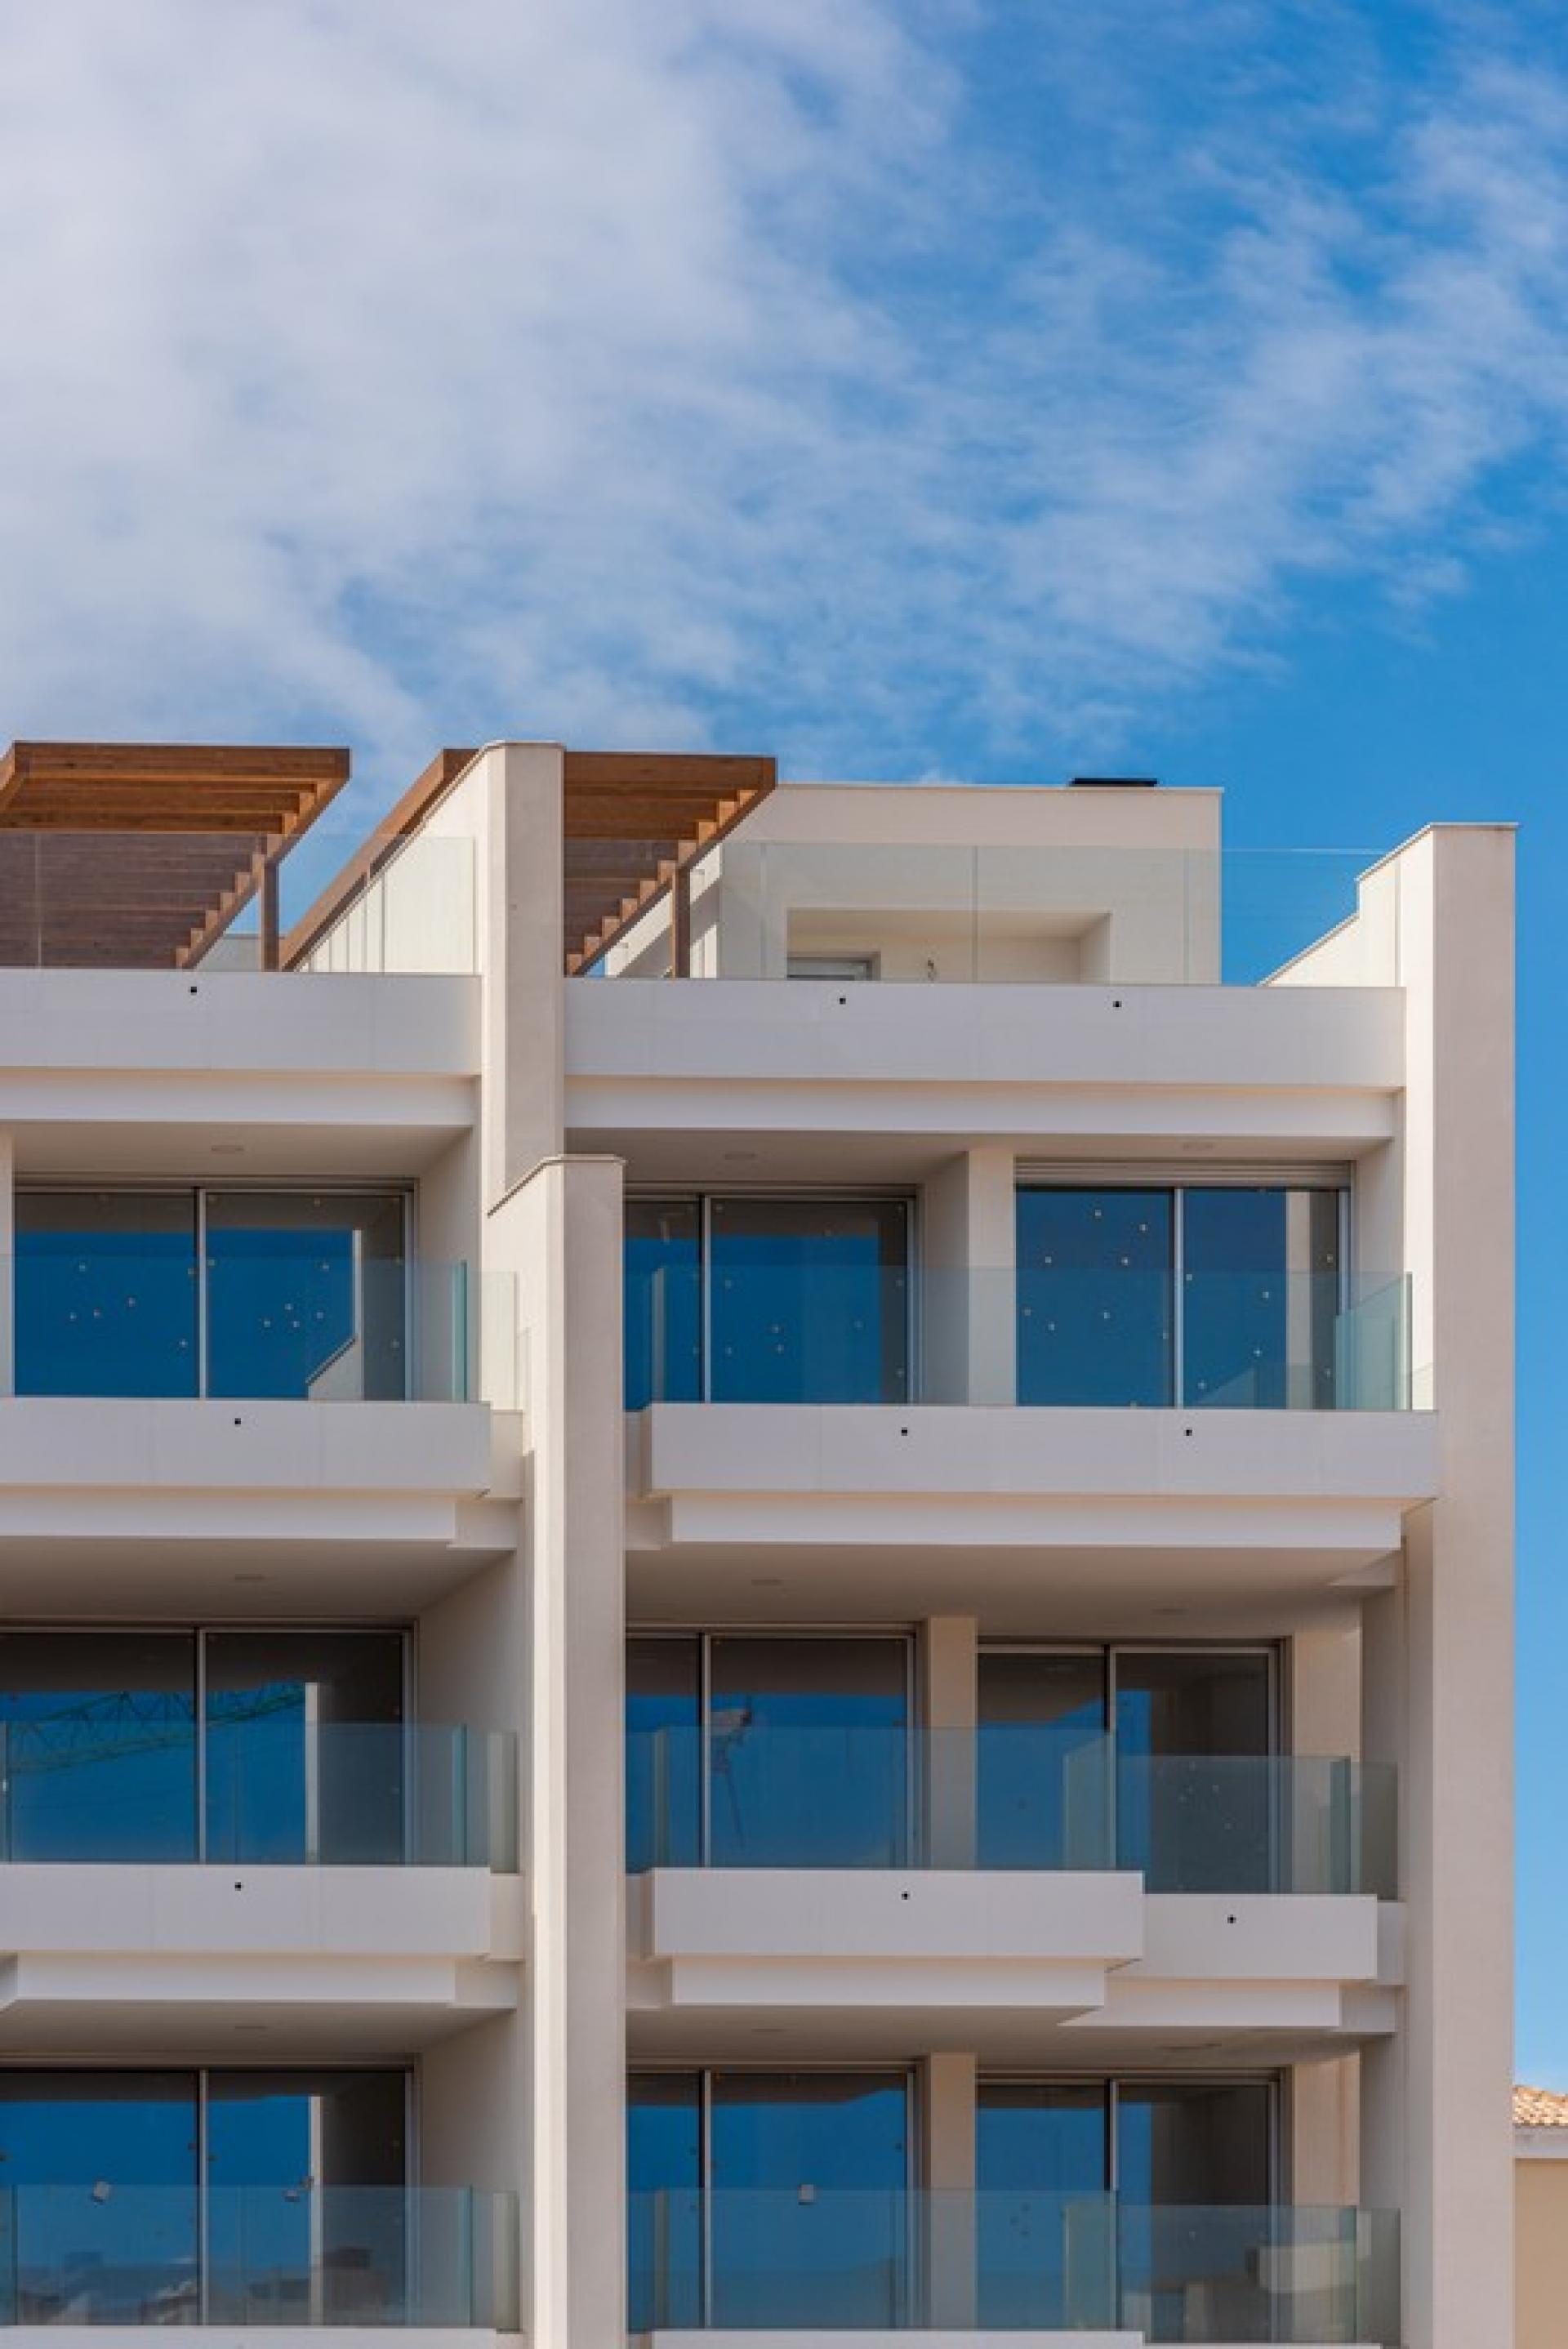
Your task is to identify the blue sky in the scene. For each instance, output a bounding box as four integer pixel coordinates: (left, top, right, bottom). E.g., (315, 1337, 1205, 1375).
(0, 2, 1563, 2061)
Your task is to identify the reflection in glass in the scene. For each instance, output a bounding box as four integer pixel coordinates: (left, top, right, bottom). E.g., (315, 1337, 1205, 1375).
(1116, 2080, 1275, 2345)
(977, 1651, 1106, 1870)
(628, 2075, 702, 2332)
(1115, 1651, 1272, 1892)
(0, 1633, 196, 1862)
(203, 1632, 406, 1865)
(1017, 1190, 1173, 1406)
(709, 1197, 911, 1405)
(977, 2083, 1109, 2330)
(204, 1192, 407, 1401)
(15, 1192, 198, 1398)
(709, 2072, 910, 2329)
(0, 2072, 199, 2324)
(1183, 1188, 1342, 1409)
(624, 1201, 702, 1409)
(626, 1638, 701, 1871)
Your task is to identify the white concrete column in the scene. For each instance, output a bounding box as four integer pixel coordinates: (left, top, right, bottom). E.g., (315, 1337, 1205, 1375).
(489, 1155, 626, 2349)
(922, 2052, 978, 2328)
(478, 741, 568, 1202)
(1361, 827, 1515, 2349)
(922, 1145, 1016, 1403)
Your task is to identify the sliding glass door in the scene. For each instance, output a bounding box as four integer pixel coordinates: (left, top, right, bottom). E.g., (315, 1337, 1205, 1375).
(1016, 1183, 1346, 1408)
(0, 1629, 408, 1864)
(624, 1196, 911, 1407)
(15, 1189, 410, 1401)
(626, 1634, 911, 1870)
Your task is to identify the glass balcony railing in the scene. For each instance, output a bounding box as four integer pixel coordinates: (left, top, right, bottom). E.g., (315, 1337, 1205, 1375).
(0, 2184, 518, 2328)
(629, 2191, 1399, 2342)
(0, 1721, 519, 1869)
(626, 1726, 1396, 1896)
(625, 1263, 1414, 1411)
(586, 840, 1385, 987)
(10, 1252, 516, 1404)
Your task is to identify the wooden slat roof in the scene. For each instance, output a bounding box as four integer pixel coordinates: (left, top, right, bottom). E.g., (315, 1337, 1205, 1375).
(282, 744, 776, 975)
(564, 751, 774, 973)
(0, 741, 348, 969)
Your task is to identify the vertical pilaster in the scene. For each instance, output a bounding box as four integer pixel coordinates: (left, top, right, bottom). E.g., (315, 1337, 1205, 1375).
(922, 2053, 978, 2327)
(0, 1130, 14, 1397)
(922, 1144, 1016, 1403)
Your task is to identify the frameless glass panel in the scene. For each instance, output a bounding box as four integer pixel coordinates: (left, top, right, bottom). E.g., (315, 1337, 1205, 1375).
(978, 1651, 1107, 1869)
(1182, 1188, 1343, 1410)
(624, 1200, 702, 1409)
(204, 1192, 407, 1402)
(203, 1632, 404, 1865)
(977, 2083, 1109, 2330)
(628, 2075, 702, 2331)
(708, 1197, 911, 1405)
(709, 2072, 910, 2329)
(707, 1638, 909, 1868)
(1116, 2081, 1275, 2345)
(626, 1638, 701, 1871)
(0, 1632, 196, 1862)
(205, 2071, 407, 2327)
(1017, 1190, 1174, 1406)
(0, 2071, 198, 2324)
(1115, 1652, 1273, 1892)
(15, 1192, 198, 1397)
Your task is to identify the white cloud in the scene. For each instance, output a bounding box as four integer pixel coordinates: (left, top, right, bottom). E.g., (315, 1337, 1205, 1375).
(0, 0, 1566, 799)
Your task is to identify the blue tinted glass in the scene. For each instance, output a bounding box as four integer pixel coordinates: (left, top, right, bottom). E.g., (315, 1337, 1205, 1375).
(0, 1634, 195, 1861)
(628, 2075, 701, 2330)
(207, 2071, 406, 2326)
(1181, 1188, 1343, 1409)
(204, 1634, 404, 1865)
(626, 1639, 701, 1870)
(625, 1201, 701, 1408)
(205, 1193, 407, 1402)
(15, 1194, 198, 1397)
(1017, 1191, 1173, 1406)
(709, 1198, 909, 1405)
(710, 2072, 909, 2328)
(1114, 1651, 1272, 1893)
(0, 2072, 198, 2324)
(977, 1652, 1107, 1869)
(708, 1638, 908, 1867)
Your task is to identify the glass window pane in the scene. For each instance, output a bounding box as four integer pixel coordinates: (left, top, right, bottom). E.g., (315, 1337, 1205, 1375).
(1115, 1651, 1272, 1892)
(206, 2070, 407, 2326)
(1182, 1188, 1343, 1409)
(204, 1192, 407, 1402)
(709, 1197, 910, 1405)
(625, 1200, 701, 1409)
(710, 2072, 909, 2329)
(15, 1192, 198, 1397)
(1017, 1190, 1174, 1406)
(978, 1651, 1107, 1869)
(0, 2071, 198, 2324)
(976, 2083, 1111, 2330)
(978, 2080, 1109, 2189)
(626, 1638, 701, 1871)
(0, 1632, 196, 1861)
(1115, 2078, 1272, 2204)
(628, 2075, 702, 2330)
(203, 1632, 405, 1865)
(707, 1637, 909, 1867)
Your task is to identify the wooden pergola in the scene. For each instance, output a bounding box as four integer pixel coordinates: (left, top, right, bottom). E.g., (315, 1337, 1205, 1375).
(282, 746, 777, 976)
(563, 751, 774, 974)
(0, 741, 349, 969)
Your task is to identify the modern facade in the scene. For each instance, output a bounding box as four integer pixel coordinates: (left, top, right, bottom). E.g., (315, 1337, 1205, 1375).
(0, 739, 1514, 2348)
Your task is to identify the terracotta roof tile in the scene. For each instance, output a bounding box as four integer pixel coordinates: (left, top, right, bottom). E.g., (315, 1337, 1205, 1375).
(1516, 2085, 1568, 2128)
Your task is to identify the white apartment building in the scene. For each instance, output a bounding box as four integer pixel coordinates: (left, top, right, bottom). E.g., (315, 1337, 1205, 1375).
(0, 740, 1513, 2349)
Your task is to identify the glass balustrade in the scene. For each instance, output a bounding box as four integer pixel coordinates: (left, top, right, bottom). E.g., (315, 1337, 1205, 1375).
(627, 2190, 1397, 2342)
(0, 2185, 518, 2328)
(625, 1726, 1396, 1896)
(9, 1250, 514, 1405)
(623, 1261, 1413, 1411)
(0, 1721, 518, 1869)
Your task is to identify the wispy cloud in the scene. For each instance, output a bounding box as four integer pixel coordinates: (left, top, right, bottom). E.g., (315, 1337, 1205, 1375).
(1, 0, 1566, 796)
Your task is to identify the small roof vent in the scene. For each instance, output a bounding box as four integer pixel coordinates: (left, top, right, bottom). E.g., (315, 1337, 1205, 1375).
(1068, 774, 1159, 788)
